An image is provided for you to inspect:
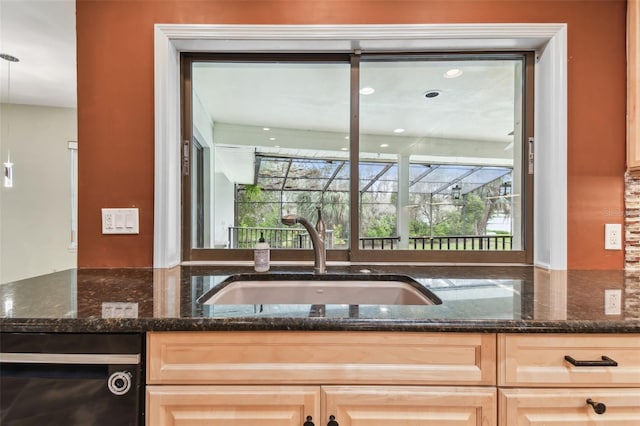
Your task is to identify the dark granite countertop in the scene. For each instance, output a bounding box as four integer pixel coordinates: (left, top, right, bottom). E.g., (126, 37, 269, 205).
(1, 265, 639, 333)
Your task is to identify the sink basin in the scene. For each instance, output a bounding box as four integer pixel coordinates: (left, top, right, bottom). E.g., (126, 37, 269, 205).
(198, 273, 441, 305)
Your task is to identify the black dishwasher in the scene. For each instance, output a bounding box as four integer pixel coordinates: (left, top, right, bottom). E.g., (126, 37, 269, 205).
(0, 333, 144, 426)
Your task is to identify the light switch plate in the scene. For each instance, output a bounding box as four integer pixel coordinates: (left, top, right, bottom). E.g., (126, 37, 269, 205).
(102, 208, 139, 234)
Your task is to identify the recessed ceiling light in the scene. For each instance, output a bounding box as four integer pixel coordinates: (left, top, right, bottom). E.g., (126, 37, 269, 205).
(360, 87, 375, 95)
(269, 137, 276, 141)
(444, 68, 463, 78)
(393, 128, 405, 134)
(344, 135, 349, 140)
(380, 143, 389, 148)
(341, 147, 349, 151)
(263, 127, 270, 131)
(424, 90, 441, 98)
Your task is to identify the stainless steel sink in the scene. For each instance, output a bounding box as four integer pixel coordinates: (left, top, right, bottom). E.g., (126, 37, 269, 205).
(198, 273, 441, 305)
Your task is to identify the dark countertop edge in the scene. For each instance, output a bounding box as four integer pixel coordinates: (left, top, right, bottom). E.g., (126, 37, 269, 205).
(1, 318, 639, 334)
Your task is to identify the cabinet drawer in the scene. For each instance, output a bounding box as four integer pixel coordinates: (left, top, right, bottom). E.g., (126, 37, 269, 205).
(498, 334, 640, 387)
(148, 331, 496, 385)
(499, 388, 640, 425)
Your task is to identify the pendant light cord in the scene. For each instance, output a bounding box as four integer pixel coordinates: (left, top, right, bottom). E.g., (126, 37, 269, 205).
(1, 54, 19, 164)
(6, 59, 12, 161)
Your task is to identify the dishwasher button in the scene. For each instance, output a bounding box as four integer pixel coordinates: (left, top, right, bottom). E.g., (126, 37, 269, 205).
(108, 371, 132, 395)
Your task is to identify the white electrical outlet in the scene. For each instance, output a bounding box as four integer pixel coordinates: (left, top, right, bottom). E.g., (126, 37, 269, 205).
(604, 289, 622, 315)
(604, 223, 622, 250)
(101, 208, 139, 234)
(102, 302, 139, 318)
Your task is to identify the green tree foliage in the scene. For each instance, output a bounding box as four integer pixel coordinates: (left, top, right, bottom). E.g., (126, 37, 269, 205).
(410, 219, 430, 236)
(366, 214, 396, 237)
(237, 186, 350, 245)
(236, 186, 281, 228)
(320, 192, 350, 240)
(236, 175, 512, 245)
(463, 193, 487, 234)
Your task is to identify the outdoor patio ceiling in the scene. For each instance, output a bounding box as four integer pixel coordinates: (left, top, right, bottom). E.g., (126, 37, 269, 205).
(252, 154, 511, 197)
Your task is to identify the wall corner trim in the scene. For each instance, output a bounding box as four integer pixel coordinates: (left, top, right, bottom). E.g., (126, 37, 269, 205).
(153, 23, 568, 269)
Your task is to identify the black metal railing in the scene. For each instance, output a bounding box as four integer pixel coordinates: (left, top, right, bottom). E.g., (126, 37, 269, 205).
(361, 235, 513, 250)
(360, 236, 401, 250)
(228, 226, 335, 249)
(229, 227, 511, 251)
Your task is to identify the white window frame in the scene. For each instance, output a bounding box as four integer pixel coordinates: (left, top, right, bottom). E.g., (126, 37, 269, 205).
(153, 24, 567, 271)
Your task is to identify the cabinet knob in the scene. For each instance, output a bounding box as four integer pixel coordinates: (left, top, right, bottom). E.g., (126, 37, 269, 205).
(303, 415, 315, 426)
(327, 414, 339, 426)
(586, 398, 607, 415)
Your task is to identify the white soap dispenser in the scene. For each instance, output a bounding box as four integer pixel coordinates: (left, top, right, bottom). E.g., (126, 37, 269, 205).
(254, 232, 270, 272)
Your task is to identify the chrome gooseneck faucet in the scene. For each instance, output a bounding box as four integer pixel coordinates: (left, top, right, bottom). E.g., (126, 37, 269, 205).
(282, 207, 326, 274)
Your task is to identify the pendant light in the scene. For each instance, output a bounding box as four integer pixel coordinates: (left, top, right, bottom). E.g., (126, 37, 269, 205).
(1, 53, 19, 188)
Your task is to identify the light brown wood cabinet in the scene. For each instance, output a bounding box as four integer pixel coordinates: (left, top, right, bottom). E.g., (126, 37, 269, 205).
(500, 388, 640, 425)
(147, 385, 496, 426)
(498, 334, 640, 425)
(147, 385, 320, 426)
(322, 385, 496, 425)
(146, 331, 639, 426)
(146, 331, 497, 426)
(147, 331, 495, 386)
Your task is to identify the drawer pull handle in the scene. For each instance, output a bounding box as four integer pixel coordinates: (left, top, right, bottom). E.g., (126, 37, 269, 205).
(327, 415, 339, 426)
(586, 398, 607, 415)
(303, 415, 315, 426)
(564, 355, 618, 367)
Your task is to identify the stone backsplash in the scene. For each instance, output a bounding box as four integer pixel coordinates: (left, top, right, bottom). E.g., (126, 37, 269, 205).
(626, 172, 640, 270)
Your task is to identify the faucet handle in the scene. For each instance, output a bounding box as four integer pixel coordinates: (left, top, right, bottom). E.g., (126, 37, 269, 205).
(315, 206, 326, 241)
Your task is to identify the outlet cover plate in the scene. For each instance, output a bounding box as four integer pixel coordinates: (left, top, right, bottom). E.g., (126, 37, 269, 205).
(604, 223, 622, 250)
(102, 302, 139, 318)
(604, 289, 622, 315)
(102, 208, 139, 234)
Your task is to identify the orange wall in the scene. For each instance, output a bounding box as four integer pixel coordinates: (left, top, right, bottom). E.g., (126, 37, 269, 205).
(76, 0, 627, 269)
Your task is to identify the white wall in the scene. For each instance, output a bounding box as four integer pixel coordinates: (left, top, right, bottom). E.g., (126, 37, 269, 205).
(213, 171, 235, 247)
(0, 104, 77, 283)
(193, 93, 215, 247)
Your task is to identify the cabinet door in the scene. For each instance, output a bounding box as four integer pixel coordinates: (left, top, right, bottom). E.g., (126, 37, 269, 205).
(146, 385, 320, 426)
(500, 388, 640, 425)
(322, 385, 496, 426)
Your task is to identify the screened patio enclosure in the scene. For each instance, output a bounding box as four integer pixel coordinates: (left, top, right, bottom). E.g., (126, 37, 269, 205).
(231, 152, 515, 251)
